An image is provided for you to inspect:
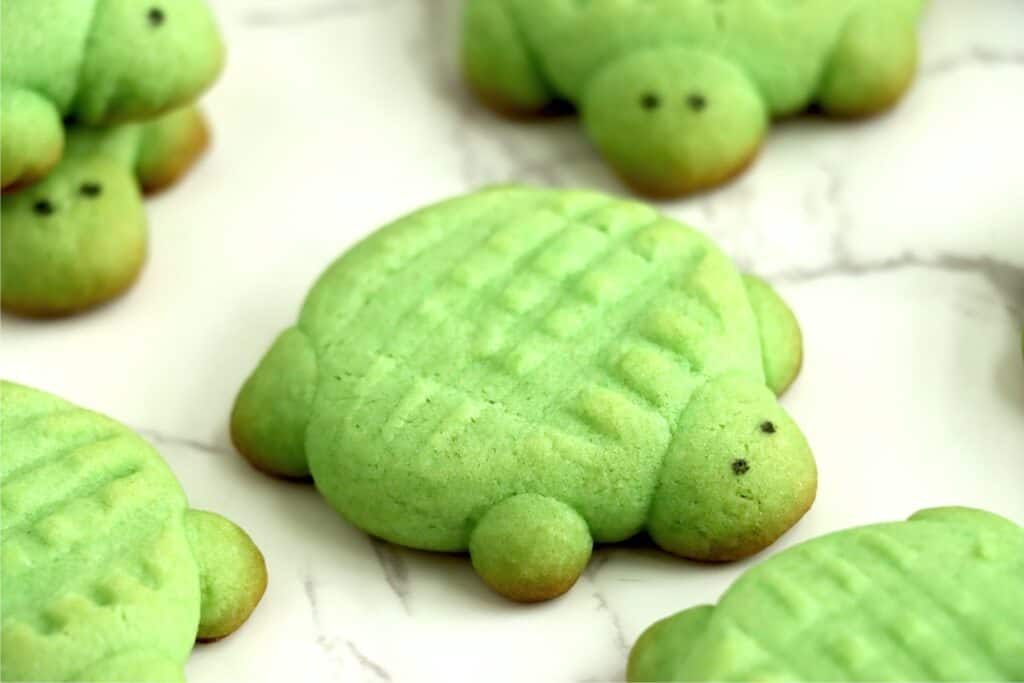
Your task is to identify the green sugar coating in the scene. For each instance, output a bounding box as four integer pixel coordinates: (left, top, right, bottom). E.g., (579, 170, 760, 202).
(1, 381, 267, 682)
(232, 186, 816, 602)
(628, 507, 1024, 682)
(462, 0, 926, 197)
(1, 0, 223, 189)
(1, 106, 209, 317)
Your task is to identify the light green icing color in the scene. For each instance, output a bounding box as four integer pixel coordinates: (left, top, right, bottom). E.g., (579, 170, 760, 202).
(1, 106, 208, 317)
(1, 0, 223, 189)
(628, 507, 1024, 682)
(232, 186, 816, 602)
(1, 381, 266, 682)
(462, 0, 926, 196)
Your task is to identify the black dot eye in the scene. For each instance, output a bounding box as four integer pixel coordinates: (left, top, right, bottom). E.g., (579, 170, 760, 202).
(80, 182, 102, 197)
(33, 199, 55, 216)
(732, 459, 750, 475)
(147, 7, 165, 26)
(760, 421, 776, 434)
(686, 93, 707, 112)
(640, 93, 660, 111)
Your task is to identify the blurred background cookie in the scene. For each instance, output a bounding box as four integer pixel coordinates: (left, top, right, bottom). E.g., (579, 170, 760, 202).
(1, 0, 223, 189)
(2, 107, 209, 316)
(628, 506, 1024, 681)
(462, 0, 926, 197)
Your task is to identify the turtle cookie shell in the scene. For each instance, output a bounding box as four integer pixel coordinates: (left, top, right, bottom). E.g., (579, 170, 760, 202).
(1, 381, 267, 682)
(628, 507, 1024, 681)
(232, 186, 816, 602)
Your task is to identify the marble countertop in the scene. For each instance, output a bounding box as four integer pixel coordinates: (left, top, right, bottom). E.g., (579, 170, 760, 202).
(3, 1, 1023, 681)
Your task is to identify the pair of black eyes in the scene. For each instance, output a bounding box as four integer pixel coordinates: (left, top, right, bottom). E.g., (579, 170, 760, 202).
(32, 183, 103, 215)
(148, 7, 165, 27)
(640, 92, 708, 112)
(729, 422, 776, 476)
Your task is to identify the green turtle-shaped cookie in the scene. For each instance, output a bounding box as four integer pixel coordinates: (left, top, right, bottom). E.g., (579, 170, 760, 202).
(1, 381, 267, 682)
(462, 0, 926, 197)
(628, 506, 1024, 681)
(1, 105, 209, 316)
(232, 186, 816, 602)
(1, 0, 223, 190)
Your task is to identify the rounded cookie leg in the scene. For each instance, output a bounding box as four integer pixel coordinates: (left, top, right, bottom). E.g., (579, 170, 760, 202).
(469, 494, 592, 602)
(231, 326, 318, 479)
(73, 651, 185, 682)
(627, 605, 715, 682)
(742, 274, 803, 396)
(186, 509, 268, 642)
(135, 106, 211, 193)
(817, 0, 922, 116)
(2, 87, 64, 190)
(461, 0, 554, 116)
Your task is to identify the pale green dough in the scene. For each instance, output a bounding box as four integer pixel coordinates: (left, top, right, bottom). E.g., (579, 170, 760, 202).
(1, 0, 223, 189)
(1, 381, 267, 682)
(462, 0, 926, 196)
(628, 507, 1024, 681)
(233, 186, 817, 602)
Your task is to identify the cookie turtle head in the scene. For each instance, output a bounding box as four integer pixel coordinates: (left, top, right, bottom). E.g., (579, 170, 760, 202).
(73, 0, 224, 124)
(1, 156, 146, 316)
(647, 375, 816, 561)
(581, 47, 767, 197)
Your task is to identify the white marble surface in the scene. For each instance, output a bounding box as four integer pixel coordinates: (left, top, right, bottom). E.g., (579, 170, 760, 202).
(3, 1, 1024, 681)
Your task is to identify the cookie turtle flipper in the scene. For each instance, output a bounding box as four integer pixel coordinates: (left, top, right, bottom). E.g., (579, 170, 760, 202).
(135, 106, 210, 193)
(817, 0, 922, 117)
(461, 0, 554, 116)
(742, 275, 803, 396)
(231, 326, 318, 478)
(1, 87, 65, 190)
(1, 155, 146, 317)
(73, 651, 185, 683)
(185, 509, 268, 642)
(469, 494, 592, 602)
(627, 605, 715, 682)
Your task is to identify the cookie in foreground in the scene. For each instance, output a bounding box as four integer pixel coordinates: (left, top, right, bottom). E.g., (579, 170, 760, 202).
(1, 381, 267, 682)
(232, 185, 815, 602)
(1, 106, 210, 317)
(462, 0, 926, 197)
(1, 0, 223, 189)
(628, 507, 1024, 681)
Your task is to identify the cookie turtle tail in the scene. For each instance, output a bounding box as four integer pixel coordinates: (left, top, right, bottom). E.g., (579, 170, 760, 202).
(185, 509, 268, 642)
(135, 106, 210, 193)
(742, 275, 803, 396)
(231, 326, 317, 479)
(627, 605, 715, 681)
